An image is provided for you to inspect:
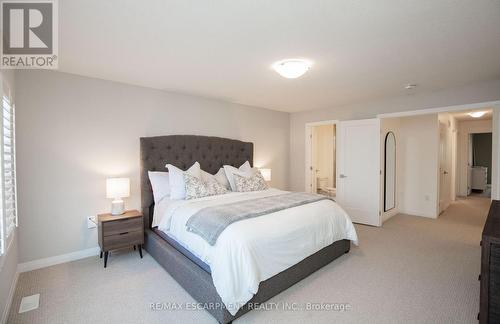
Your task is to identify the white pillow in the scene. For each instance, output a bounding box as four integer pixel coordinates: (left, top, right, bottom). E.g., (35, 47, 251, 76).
(223, 161, 254, 191)
(200, 169, 216, 183)
(166, 162, 201, 199)
(148, 171, 170, 203)
(201, 168, 230, 190)
(214, 168, 231, 190)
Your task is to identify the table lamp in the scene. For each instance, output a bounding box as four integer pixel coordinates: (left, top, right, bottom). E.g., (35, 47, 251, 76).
(106, 178, 130, 215)
(259, 168, 272, 182)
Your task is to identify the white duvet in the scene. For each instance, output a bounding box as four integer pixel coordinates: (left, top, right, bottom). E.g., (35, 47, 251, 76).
(154, 188, 358, 315)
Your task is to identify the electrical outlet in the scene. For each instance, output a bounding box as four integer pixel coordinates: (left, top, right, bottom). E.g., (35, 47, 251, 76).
(87, 216, 96, 229)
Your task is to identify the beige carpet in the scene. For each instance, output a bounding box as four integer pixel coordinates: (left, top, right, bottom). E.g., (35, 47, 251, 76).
(7, 197, 488, 324)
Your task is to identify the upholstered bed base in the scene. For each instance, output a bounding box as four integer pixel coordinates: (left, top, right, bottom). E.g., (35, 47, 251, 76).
(144, 228, 350, 324)
(140, 135, 351, 323)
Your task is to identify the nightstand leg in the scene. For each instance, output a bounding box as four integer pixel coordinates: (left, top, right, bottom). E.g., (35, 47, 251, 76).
(104, 251, 109, 268)
(100, 251, 103, 259)
(133, 245, 136, 250)
(138, 245, 143, 258)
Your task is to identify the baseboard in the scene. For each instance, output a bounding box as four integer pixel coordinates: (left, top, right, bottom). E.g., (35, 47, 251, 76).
(17, 247, 100, 273)
(1, 270, 18, 324)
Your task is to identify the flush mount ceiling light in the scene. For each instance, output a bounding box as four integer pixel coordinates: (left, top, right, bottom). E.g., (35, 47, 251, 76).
(405, 84, 417, 90)
(468, 111, 487, 118)
(272, 59, 312, 79)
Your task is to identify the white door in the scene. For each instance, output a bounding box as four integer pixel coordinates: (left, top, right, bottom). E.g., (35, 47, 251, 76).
(337, 118, 381, 226)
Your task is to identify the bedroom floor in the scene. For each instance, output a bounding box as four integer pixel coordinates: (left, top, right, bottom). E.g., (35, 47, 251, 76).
(7, 196, 488, 324)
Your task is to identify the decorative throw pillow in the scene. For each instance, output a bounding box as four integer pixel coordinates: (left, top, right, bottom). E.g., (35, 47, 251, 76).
(233, 172, 268, 192)
(206, 180, 229, 196)
(184, 173, 228, 200)
(166, 162, 201, 200)
(223, 161, 254, 191)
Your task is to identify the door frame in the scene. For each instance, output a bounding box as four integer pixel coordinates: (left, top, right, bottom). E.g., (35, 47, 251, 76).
(305, 120, 338, 193)
(468, 134, 473, 196)
(438, 120, 451, 214)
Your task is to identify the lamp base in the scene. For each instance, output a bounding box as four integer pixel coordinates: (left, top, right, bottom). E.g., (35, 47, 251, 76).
(111, 199, 125, 215)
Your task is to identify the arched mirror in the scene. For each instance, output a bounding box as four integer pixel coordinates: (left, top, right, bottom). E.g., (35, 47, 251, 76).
(384, 132, 396, 212)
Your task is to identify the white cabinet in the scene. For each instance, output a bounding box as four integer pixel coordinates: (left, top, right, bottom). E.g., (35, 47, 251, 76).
(471, 166, 488, 190)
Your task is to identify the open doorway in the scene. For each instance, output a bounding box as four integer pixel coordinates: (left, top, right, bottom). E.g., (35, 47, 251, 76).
(305, 122, 336, 197)
(452, 109, 493, 200)
(468, 132, 492, 197)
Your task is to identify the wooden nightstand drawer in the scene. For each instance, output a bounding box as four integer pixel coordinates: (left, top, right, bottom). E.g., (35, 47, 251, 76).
(103, 230, 144, 250)
(102, 217, 143, 236)
(97, 210, 144, 268)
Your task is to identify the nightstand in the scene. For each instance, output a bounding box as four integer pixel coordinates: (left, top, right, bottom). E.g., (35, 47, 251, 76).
(97, 210, 144, 268)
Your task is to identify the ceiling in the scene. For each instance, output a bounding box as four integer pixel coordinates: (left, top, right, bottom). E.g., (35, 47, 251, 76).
(59, 0, 500, 112)
(450, 109, 493, 121)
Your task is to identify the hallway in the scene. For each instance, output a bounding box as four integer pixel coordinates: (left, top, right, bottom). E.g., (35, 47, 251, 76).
(436, 195, 490, 230)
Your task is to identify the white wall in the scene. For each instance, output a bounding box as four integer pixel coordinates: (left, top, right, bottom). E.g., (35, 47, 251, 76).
(456, 119, 493, 196)
(0, 70, 18, 323)
(290, 78, 500, 192)
(397, 115, 439, 218)
(15, 70, 290, 264)
(382, 114, 457, 220)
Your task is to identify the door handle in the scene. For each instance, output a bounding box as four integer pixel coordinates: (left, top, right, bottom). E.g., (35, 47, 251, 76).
(339, 174, 347, 178)
(444, 171, 448, 175)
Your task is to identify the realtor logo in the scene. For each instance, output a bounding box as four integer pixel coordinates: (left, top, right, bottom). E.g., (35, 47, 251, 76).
(1, 0, 58, 69)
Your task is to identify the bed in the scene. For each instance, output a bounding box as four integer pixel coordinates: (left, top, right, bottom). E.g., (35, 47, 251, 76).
(140, 135, 356, 323)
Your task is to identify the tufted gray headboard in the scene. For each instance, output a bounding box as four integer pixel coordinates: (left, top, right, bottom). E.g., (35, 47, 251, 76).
(140, 135, 253, 228)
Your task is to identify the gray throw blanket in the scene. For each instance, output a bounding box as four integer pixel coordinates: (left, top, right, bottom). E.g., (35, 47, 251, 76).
(186, 192, 330, 245)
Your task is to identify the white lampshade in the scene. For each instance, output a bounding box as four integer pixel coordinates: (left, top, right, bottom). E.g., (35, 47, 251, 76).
(106, 178, 130, 199)
(259, 168, 272, 182)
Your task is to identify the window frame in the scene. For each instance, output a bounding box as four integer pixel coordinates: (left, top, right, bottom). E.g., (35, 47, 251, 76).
(0, 78, 17, 257)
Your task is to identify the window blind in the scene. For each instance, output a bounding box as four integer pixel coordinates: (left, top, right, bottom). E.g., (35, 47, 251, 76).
(2, 94, 16, 242)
